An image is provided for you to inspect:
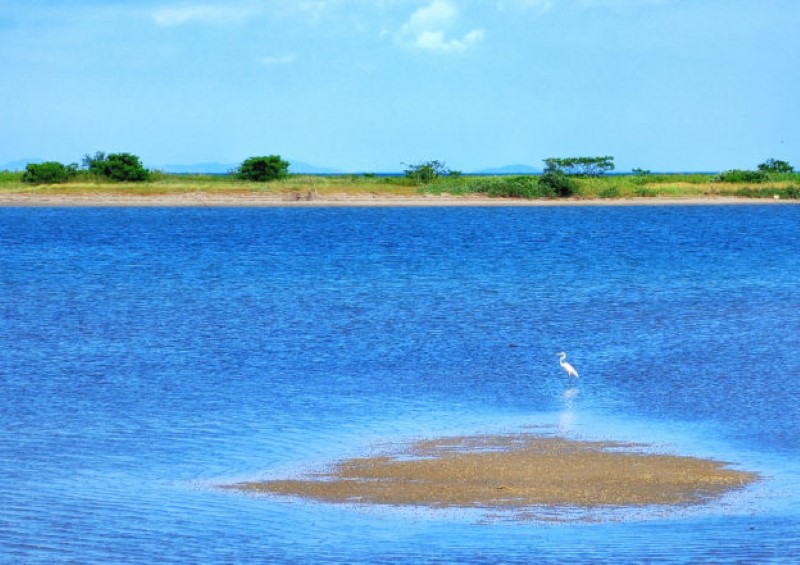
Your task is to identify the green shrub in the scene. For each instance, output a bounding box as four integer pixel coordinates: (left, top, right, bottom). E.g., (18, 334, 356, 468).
(463, 176, 545, 198)
(538, 170, 575, 197)
(22, 161, 78, 184)
(486, 176, 543, 198)
(758, 158, 793, 174)
(236, 155, 289, 182)
(543, 156, 615, 177)
(416, 177, 473, 195)
(599, 186, 620, 198)
(418, 175, 553, 198)
(403, 160, 450, 184)
(631, 168, 651, 185)
(715, 169, 768, 183)
(84, 151, 150, 182)
(783, 185, 800, 199)
(453, 176, 557, 198)
(734, 187, 761, 198)
(732, 186, 800, 199)
(147, 170, 170, 182)
(0, 170, 24, 184)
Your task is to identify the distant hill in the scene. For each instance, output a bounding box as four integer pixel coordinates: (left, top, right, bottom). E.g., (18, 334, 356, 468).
(156, 162, 235, 174)
(153, 160, 342, 175)
(470, 164, 541, 175)
(5, 159, 541, 176)
(288, 161, 342, 175)
(2, 158, 43, 171)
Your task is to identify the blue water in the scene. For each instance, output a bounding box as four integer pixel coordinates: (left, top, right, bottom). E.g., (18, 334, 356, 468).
(1, 205, 799, 563)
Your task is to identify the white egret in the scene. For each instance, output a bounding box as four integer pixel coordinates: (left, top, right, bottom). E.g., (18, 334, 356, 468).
(556, 352, 579, 380)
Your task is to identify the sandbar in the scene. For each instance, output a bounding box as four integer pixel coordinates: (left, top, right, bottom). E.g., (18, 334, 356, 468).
(229, 434, 757, 517)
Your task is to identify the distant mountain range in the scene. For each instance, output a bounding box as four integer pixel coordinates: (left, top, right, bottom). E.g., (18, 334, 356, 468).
(0, 158, 343, 175)
(2, 158, 44, 171)
(155, 160, 344, 175)
(2, 158, 540, 175)
(149, 162, 542, 175)
(470, 164, 542, 175)
(157, 162, 234, 174)
(0, 158, 721, 176)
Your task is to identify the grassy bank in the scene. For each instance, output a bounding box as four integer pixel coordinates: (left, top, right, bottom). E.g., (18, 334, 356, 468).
(1, 170, 799, 200)
(0, 171, 419, 197)
(422, 172, 800, 199)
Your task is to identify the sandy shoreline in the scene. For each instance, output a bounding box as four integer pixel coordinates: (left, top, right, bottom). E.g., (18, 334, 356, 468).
(1, 192, 797, 207)
(228, 434, 757, 521)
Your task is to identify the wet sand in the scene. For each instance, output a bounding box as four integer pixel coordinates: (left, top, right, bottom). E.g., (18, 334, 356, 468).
(0, 191, 795, 207)
(229, 434, 757, 516)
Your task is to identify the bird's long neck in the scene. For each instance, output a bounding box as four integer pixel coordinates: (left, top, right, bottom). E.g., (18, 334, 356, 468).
(558, 353, 566, 365)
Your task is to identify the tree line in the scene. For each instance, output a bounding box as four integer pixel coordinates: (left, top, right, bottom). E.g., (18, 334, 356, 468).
(21, 152, 152, 184)
(20, 153, 291, 184)
(19, 152, 795, 194)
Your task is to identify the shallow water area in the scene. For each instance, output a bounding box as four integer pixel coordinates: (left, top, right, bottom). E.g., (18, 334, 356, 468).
(1, 205, 799, 562)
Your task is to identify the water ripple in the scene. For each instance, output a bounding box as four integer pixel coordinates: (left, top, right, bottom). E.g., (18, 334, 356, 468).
(1, 206, 799, 562)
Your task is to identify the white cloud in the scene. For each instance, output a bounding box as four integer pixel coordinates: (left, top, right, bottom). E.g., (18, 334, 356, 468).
(152, 4, 260, 27)
(270, 0, 335, 23)
(413, 28, 484, 53)
(295, 1, 333, 21)
(579, 0, 671, 6)
(258, 54, 296, 65)
(398, 0, 484, 53)
(405, 0, 457, 33)
(497, 0, 669, 13)
(496, 0, 552, 13)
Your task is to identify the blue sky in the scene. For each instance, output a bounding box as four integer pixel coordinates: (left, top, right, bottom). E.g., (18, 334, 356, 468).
(1, 0, 798, 172)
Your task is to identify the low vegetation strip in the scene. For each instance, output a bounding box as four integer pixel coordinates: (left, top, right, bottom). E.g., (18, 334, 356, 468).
(1, 171, 799, 201)
(228, 434, 757, 518)
(2, 152, 799, 200)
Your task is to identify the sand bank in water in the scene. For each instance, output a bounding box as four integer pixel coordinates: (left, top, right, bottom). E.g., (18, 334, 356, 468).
(230, 434, 757, 516)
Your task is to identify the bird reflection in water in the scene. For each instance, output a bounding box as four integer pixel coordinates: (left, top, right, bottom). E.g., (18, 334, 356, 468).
(557, 352, 580, 432)
(559, 387, 578, 432)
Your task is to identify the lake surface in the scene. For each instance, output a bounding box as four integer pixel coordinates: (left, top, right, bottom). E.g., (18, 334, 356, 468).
(1, 205, 798, 563)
